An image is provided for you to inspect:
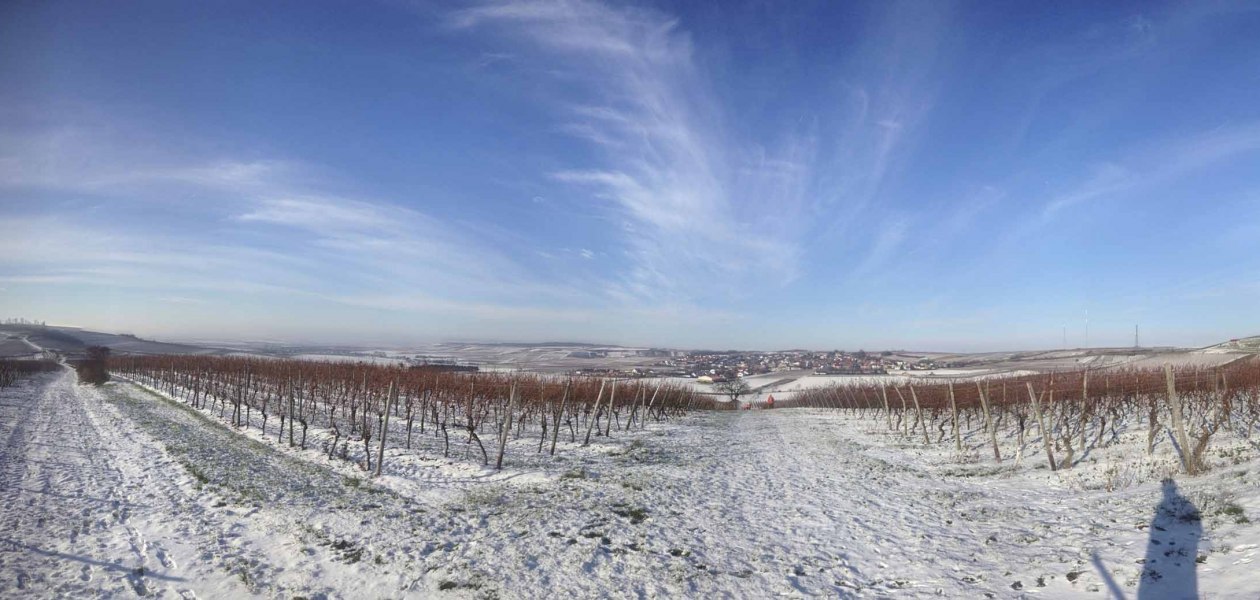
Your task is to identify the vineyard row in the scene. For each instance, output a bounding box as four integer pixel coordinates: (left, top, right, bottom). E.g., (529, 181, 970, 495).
(780, 359, 1260, 476)
(107, 355, 716, 474)
(0, 358, 60, 388)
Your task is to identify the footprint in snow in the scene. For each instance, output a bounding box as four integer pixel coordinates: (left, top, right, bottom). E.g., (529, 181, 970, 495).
(155, 544, 176, 569)
(126, 526, 148, 560)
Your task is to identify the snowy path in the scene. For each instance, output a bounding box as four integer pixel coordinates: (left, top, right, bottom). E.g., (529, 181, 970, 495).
(0, 369, 168, 596)
(0, 370, 271, 597)
(613, 411, 1026, 596)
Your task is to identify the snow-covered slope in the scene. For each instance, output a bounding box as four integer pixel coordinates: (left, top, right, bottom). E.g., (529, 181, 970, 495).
(2, 371, 1258, 598)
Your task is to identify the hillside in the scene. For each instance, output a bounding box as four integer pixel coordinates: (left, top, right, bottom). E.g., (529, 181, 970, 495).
(0, 325, 216, 358)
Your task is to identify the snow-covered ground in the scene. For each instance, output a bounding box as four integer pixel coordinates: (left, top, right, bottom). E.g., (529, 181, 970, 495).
(3, 369, 1259, 598)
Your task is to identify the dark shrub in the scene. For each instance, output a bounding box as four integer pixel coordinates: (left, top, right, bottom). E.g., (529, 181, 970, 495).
(76, 346, 111, 385)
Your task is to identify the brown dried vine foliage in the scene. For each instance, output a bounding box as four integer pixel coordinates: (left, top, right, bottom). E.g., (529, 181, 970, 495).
(0, 359, 61, 388)
(108, 355, 710, 474)
(786, 358, 1260, 475)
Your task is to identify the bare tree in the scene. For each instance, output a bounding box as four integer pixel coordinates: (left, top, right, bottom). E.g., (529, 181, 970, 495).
(715, 378, 751, 409)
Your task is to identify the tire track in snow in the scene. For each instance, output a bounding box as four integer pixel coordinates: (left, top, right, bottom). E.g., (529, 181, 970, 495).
(0, 370, 138, 596)
(0, 370, 260, 598)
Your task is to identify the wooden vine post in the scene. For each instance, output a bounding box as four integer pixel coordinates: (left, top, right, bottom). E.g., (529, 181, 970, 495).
(375, 379, 395, 477)
(908, 385, 930, 444)
(1026, 381, 1056, 472)
(603, 379, 617, 437)
(642, 382, 661, 430)
(976, 381, 1000, 461)
(1164, 364, 1194, 475)
(948, 382, 962, 452)
(1078, 370, 1089, 452)
(495, 381, 516, 470)
(549, 379, 569, 456)
(879, 384, 892, 431)
(582, 380, 607, 446)
(894, 386, 909, 436)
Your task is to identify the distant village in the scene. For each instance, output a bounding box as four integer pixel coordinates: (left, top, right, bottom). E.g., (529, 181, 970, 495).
(572, 349, 951, 380)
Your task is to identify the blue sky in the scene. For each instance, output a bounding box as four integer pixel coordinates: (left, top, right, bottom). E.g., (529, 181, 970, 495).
(2, 1, 1259, 350)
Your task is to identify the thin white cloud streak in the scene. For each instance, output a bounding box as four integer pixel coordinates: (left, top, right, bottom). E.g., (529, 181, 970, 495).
(0, 123, 298, 201)
(0, 209, 612, 332)
(1040, 162, 1132, 218)
(1038, 122, 1260, 224)
(0, 215, 322, 290)
(809, 2, 952, 234)
(235, 195, 600, 307)
(943, 121, 1260, 296)
(853, 219, 909, 277)
(237, 196, 401, 231)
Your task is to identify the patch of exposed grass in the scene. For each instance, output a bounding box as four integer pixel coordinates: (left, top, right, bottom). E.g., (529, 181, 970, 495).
(328, 538, 365, 564)
(610, 502, 649, 524)
(1220, 502, 1250, 524)
(460, 485, 506, 508)
(183, 461, 210, 484)
(940, 464, 1016, 478)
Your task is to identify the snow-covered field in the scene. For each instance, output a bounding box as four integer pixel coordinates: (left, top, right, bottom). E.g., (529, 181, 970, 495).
(290, 353, 410, 366)
(3, 369, 1259, 598)
(652, 369, 1044, 406)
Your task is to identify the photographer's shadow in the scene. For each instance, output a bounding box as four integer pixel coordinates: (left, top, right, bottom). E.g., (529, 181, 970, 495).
(1137, 479, 1201, 600)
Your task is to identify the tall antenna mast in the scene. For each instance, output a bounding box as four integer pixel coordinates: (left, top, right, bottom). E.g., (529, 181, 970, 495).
(1135, 324, 1140, 348)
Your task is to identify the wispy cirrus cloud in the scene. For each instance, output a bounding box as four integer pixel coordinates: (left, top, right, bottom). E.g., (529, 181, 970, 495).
(451, 0, 805, 304)
(853, 219, 910, 277)
(448, 0, 969, 308)
(953, 120, 1260, 294)
(235, 194, 572, 303)
(0, 124, 586, 314)
(1037, 121, 1260, 224)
